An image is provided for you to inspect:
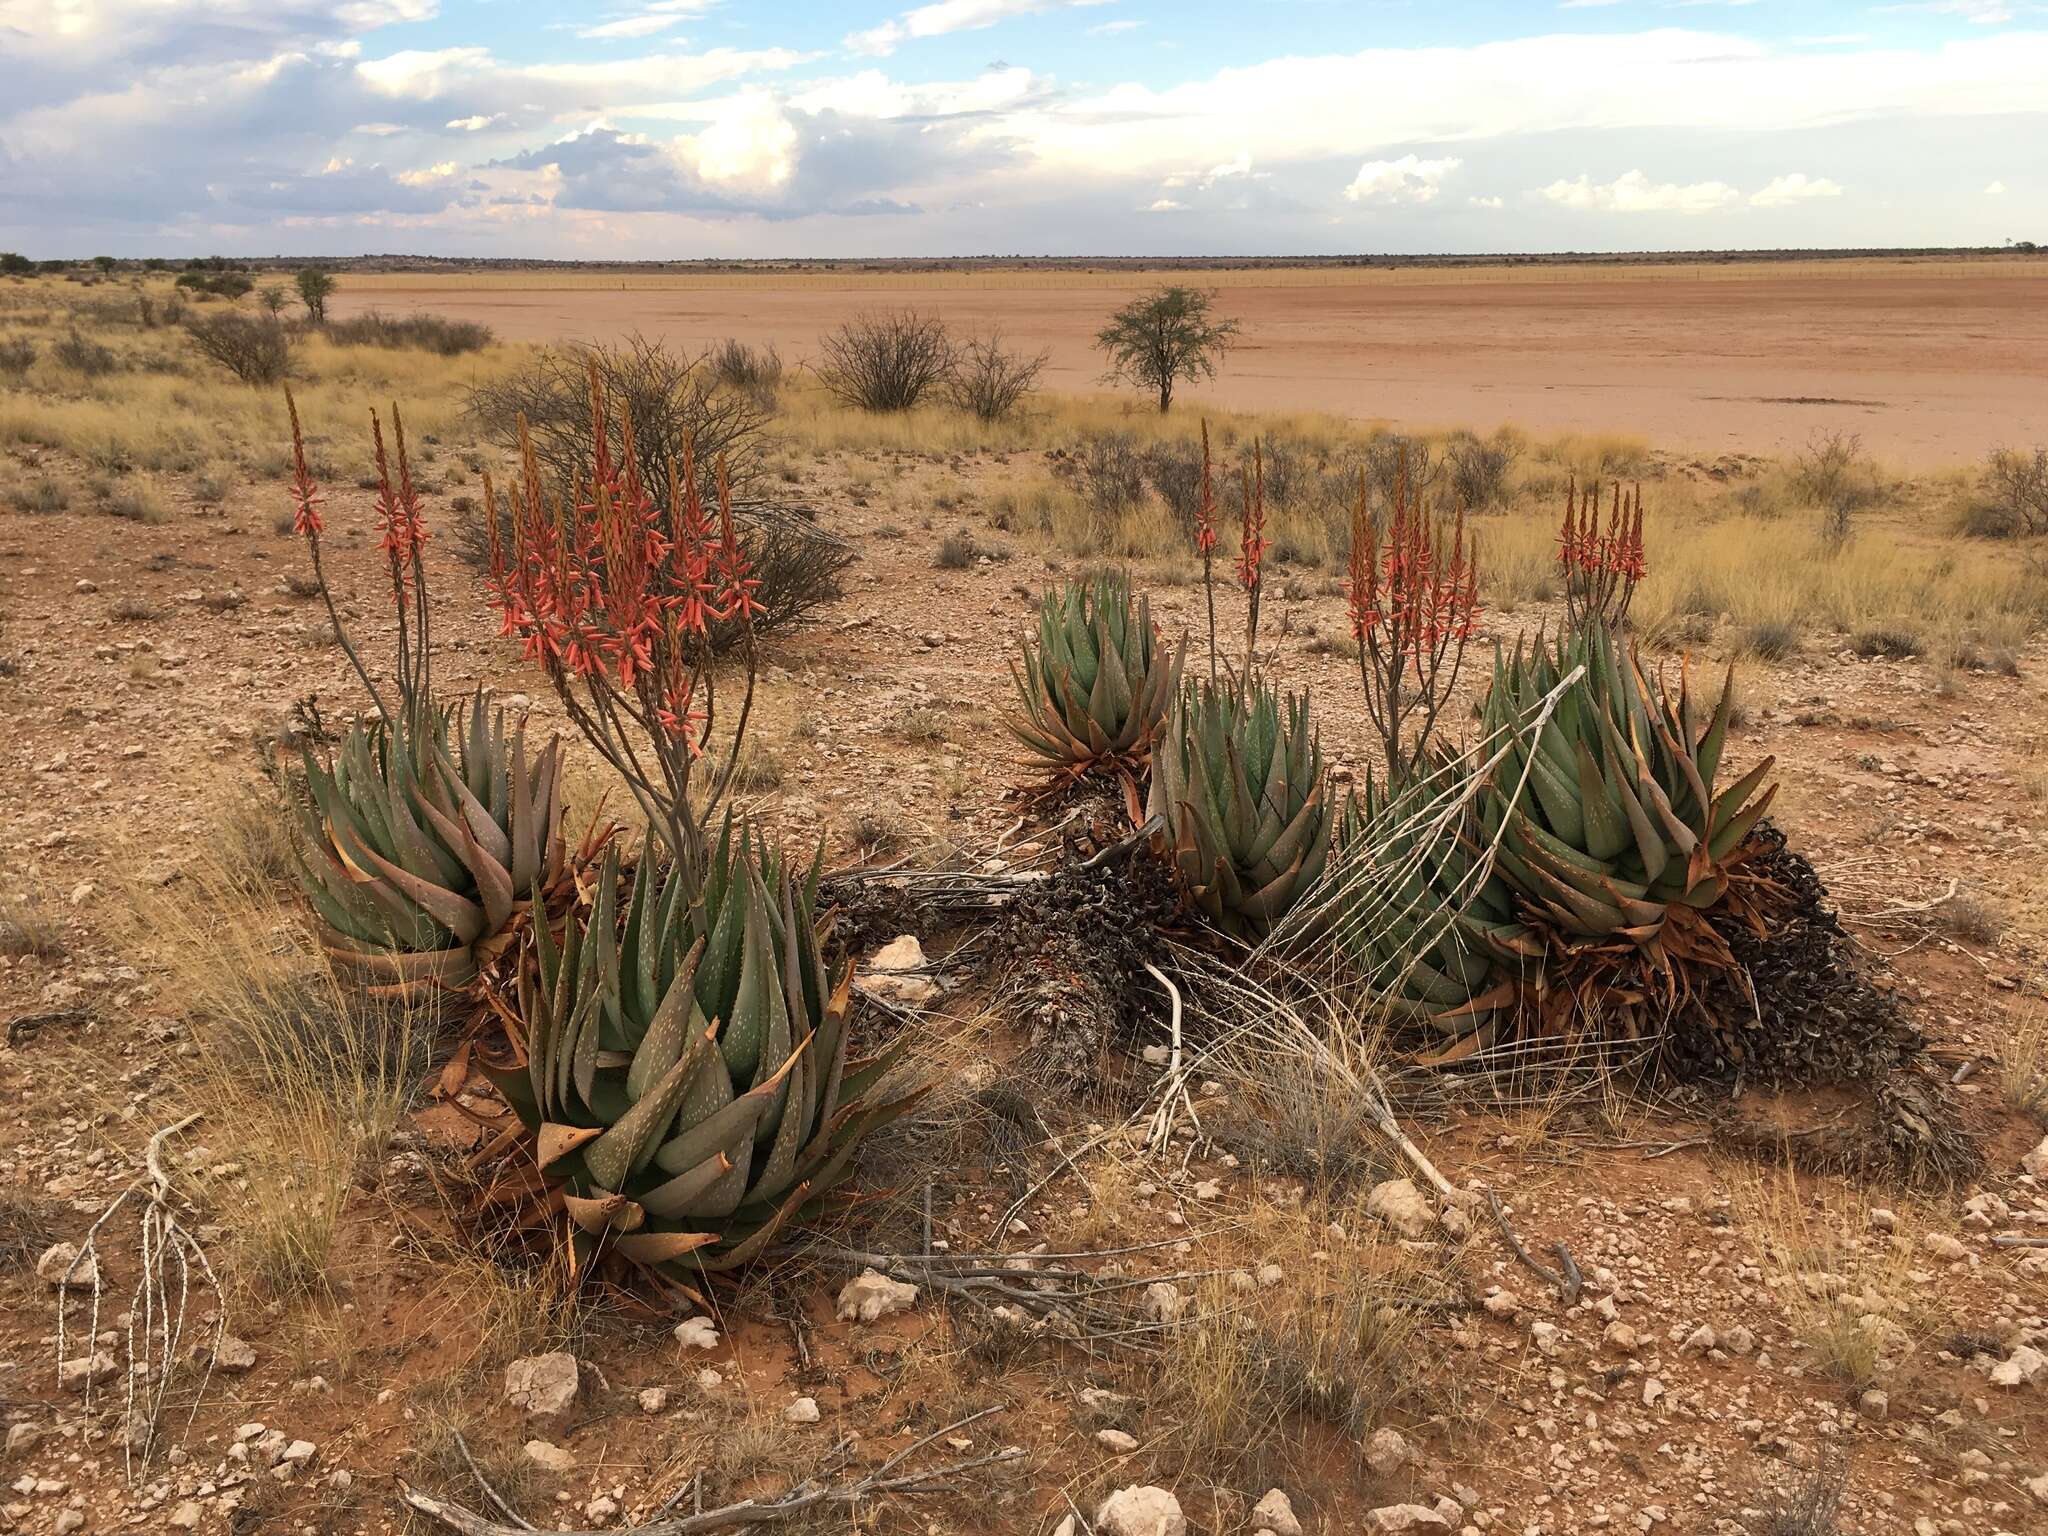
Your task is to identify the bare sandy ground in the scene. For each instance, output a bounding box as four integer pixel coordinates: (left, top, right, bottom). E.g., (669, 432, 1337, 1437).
(336, 258, 2048, 469)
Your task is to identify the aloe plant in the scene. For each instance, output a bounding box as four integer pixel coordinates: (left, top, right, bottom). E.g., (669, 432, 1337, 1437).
(1148, 677, 1331, 940)
(1008, 571, 1182, 778)
(296, 692, 565, 994)
(490, 823, 920, 1276)
(1476, 621, 1777, 952)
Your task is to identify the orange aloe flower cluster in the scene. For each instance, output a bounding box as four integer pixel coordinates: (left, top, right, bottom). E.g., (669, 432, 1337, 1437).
(1346, 449, 1483, 782)
(1559, 477, 1646, 627)
(368, 410, 429, 612)
(482, 363, 760, 868)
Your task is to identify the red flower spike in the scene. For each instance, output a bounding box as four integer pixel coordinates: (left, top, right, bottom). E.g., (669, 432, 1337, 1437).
(284, 387, 323, 538)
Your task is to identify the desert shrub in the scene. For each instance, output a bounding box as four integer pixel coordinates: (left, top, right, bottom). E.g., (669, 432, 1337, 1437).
(9, 477, 67, 514)
(1851, 624, 1922, 659)
(708, 337, 784, 394)
(817, 310, 954, 412)
(52, 329, 118, 377)
(185, 312, 293, 385)
(1064, 431, 1146, 519)
(1446, 430, 1520, 509)
(1959, 446, 2048, 539)
(934, 528, 978, 569)
(1361, 431, 1442, 510)
(174, 271, 253, 300)
(470, 334, 771, 502)
(324, 310, 493, 356)
(0, 338, 33, 378)
(1142, 437, 1204, 533)
(1741, 617, 1801, 661)
(1791, 428, 1880, 543)
(450, 494, 848, 650)
(1235, 434, 1312, 511)
(944, 331, 1047, 422)
(102, 478, 167, 523)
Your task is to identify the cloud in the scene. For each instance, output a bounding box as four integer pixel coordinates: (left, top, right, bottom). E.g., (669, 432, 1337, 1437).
(579, 15, 684, 40)
(1088, 18, 1141, 33)
(1468, 194, 1504, 209)
(1749, 172, 1843, 206)
(1985, 178, 2008, 193)
(1541, 169, 1741, 213)
(1344, 153, 1462, 205)
(1146, 197, 1185, 211)
(1878, 1, 2031, 21)
(845, 0, 1107, 58)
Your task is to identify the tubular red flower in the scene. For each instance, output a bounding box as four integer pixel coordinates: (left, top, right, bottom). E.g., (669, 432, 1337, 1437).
(284, 387, 324, 538)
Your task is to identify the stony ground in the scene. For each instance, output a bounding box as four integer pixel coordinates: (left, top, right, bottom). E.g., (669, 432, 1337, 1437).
(2, 434, 2046, 1536)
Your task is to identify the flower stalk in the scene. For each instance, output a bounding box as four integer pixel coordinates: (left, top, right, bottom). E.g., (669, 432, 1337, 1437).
(484, 361, 761, 879)
(1346, 447, 1482, 784)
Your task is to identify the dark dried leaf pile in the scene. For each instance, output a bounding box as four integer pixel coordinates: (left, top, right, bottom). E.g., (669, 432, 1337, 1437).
(1663, 821, 1922, 1086)
(990, 847, 1180, 1092)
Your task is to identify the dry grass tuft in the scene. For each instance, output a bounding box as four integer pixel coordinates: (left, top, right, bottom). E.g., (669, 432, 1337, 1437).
(1747, 1458, 1847, 1536)
(126, 810, 444, 1303)
(0, 893, 65, 958)
(1936, 893, 2006, 946)
(1734, 1170, 1930, 1392)
(0, 1190, 62, 1269)
(1155, 1186, 1451, 1478)
(2001, 1006, 2048, 1124)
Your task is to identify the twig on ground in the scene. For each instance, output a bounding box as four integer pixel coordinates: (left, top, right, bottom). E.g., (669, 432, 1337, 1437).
(397, 1408, 1025, 1536)
(1483, 1185, 1567, 1299)
(454, 1431, 537, 1531)
(56, 1112, 223, 1484)
(1553, 1242, 1584, 1308)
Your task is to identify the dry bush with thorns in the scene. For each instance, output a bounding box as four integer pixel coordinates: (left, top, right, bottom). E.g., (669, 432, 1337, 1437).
(468, 333, 773, 500)
(185, 311, 294, 386)
(817, 309, 956, 412)
(945, 330, 1048, 422)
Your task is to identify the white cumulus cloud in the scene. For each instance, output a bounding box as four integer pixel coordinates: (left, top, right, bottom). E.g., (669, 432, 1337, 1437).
(1985, 178, 2008, 193)
(1344, 154, 1462, 205)
(1749, 172, 1844, 206)
(1541, 169, 1741, 214)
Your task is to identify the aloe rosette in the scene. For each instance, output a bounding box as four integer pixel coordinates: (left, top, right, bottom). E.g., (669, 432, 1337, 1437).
(490, 822, 920, 1276)
(1148, 677, 1331, 940)
(1008, 571, 1182, 779)
(296, 692, 566, 995)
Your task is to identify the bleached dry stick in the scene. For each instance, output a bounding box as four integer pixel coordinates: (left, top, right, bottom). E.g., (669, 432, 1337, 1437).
(56, 1112, 224, 1484)
(1139, 961, 1199, 1154)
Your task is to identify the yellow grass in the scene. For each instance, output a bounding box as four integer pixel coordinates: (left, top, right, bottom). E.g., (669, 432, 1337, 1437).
(1731, 1167, 1938, 1391)
(121, 792, 439, 1304)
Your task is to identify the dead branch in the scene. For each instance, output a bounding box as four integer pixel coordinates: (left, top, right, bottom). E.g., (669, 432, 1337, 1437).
(1483, 1185, 1569, 1301)
(1139, 961, 1198, 1154)
(397, 1408, 1025, 1536)
(56, 1112, 223, 1484)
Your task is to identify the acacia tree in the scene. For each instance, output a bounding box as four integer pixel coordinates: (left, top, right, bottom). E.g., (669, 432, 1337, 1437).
(295, 267, 336, 323)
(1094, 285, 1239, 413)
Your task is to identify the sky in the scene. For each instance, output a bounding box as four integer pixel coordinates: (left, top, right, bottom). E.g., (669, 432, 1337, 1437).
(0, 0, 2042, 258)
